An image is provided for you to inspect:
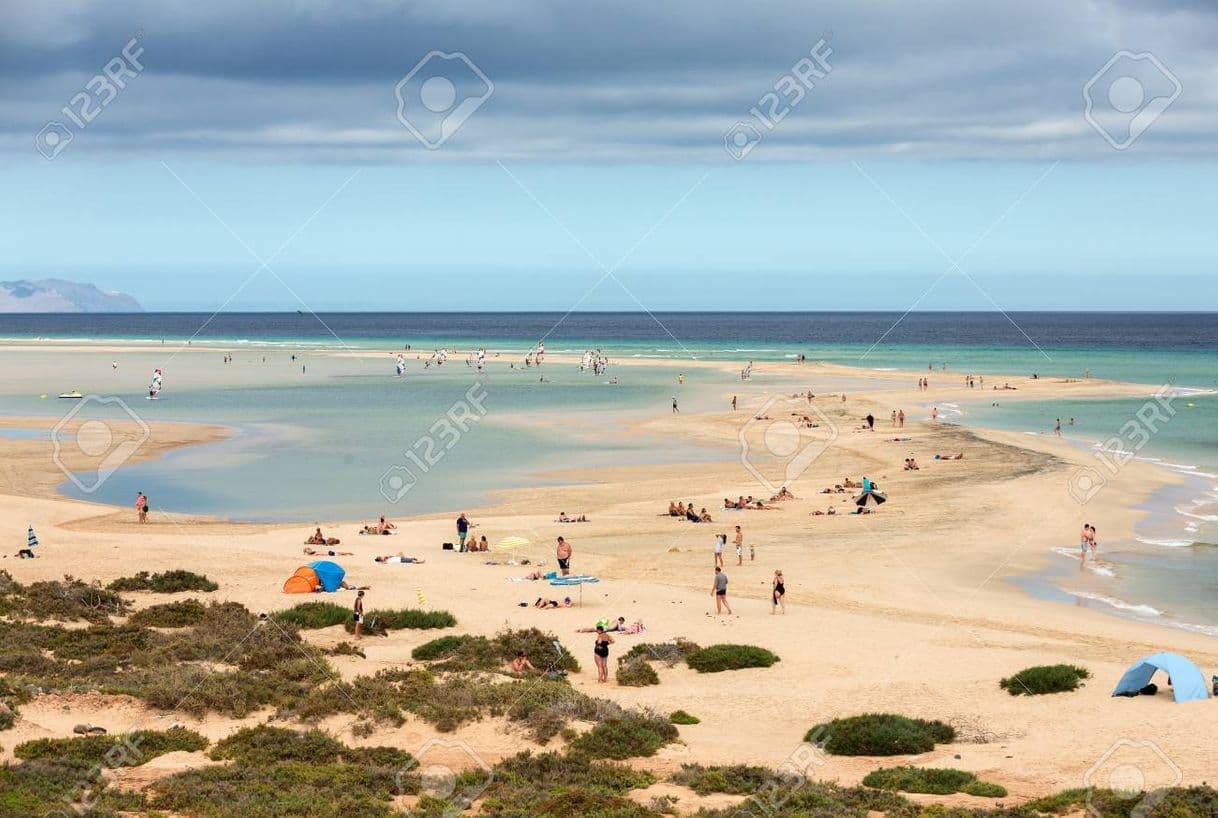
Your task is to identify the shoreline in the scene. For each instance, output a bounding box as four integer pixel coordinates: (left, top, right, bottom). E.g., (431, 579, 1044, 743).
(4, 350, 1218, 798)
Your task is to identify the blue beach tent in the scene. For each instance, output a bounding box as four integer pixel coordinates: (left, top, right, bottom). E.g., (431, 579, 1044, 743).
(1113, 652, 1210, 703)
(308, 560, 347, 592)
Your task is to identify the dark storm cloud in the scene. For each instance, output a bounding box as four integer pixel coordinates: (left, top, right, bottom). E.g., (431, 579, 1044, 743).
(2, 0, 1216, 160)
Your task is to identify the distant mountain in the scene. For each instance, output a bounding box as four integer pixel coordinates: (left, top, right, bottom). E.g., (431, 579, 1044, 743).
(0, 279, 142, 313)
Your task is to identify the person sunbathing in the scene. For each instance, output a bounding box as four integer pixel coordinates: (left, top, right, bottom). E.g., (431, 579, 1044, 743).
(373, 552, 425, 564)
(667, 501, 680, 516)
(361, 525, 392, 535)
(769, 486, 797, 502)
(534, 597, 573, 609)
(675, 502, 687, 517)
(577, 616, 626, 633)
(337, 580, 370, 590)
(556, 512, 589, 522)
(509, 651, 536, 674)
(934, 452, 965, 460)
(685, 506, 702, 522)
(304, 546, 354, 556)
(843, 478, 861, 488)
(699, 508, 713, 522)
(903, 458, 920, 470)
(305, 528, 340, 546)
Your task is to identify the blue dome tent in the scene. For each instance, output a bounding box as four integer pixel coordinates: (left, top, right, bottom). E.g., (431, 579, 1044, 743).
(1112, 652, 1210, 703)
(308, 560, 347, 592)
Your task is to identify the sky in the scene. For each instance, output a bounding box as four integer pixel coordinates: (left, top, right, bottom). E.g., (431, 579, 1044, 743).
(1, 0, 1216, 311)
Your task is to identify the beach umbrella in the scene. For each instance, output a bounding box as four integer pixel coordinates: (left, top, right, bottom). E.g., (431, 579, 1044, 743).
(854, 490, 887, 507)
(27, 526, 38, 549)
(494, 536, 532, 553)
(549, 574, 599, 606)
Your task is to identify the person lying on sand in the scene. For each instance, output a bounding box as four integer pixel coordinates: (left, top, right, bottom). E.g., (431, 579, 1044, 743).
(577, 616, 627, 633)
(336, 580, 370, 590)
(535, 597, 574, 609)
(934, 453, 965, 460)
(556, 512, 589, 522)
(305, 528, 340, 546)
(360, 525, 392, 535)
(373, 553, 425, 564)
(769, 486, 797, 502)
(304, 547, 354, 556)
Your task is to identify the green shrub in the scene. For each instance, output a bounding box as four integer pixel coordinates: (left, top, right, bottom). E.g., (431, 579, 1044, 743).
(621, 639, 701, 666)
(568, 713, 678, 760)
(668, 710, 699, 725)
(670, 763, 776, 795)
(128, 598, 207, 628)
(615, 656, 660, 687)
(210, 726, 348, 765)
(862, 766, 1005, 797)
(108, 570, 218, 593)
(411, 634, 470, 660)
(344, 607, 456, 635)
(272, 601, 351, 629)
(15, 727, 208, 766)
(1000, 664, 1090, 696)
(806, 713, 955, 756)
(23, 577, 128, 623)
(685, 644, 779, 673)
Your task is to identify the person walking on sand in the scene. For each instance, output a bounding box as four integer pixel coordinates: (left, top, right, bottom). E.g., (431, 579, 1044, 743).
(593, 625, 614, 683)
(771, 569, 786, 614)
(353, 590, 366, 639)
(898, 409, 905, 427)
(733, 526, 744, 566)
(556, 536, 572, 576)
(712, 567, 732, 615)
(713, 533, 725, 568)
(135, 492, 148, 524)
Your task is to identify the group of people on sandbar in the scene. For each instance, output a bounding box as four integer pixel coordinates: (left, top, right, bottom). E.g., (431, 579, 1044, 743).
(666, 501, 713, 522)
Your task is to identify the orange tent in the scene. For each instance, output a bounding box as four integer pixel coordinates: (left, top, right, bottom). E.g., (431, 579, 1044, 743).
(283, 566, 320, 594)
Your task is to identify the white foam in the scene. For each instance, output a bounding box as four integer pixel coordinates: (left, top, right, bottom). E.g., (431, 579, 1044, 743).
(1068, 591, 1161, 617)
(1174, 507, 1218, 522)
(1135, 536, 1195, 548)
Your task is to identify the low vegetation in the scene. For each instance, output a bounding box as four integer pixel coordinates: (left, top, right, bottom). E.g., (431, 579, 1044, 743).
(209, 725, 412, 768)
(685, 643, 779, 673)
(668, 710, 700, 725)
(670, 763, 778, 795)
(271, 600, 350, 629)
(15, 727, 208, 766)
(409, 627, 579, 673)
(107, 570, 218, 593)
(621, 639, 701, 666)
(615, 655, 661, 686)
(0, 573, 129, 623)
(568, 712, 679, 760)
(344, 607, 456, 634)
(1000, 664, 1090, 696)
(807, 713, 956, 756)
(862, 766, 1008, 797)
(127, 598, 208, 628)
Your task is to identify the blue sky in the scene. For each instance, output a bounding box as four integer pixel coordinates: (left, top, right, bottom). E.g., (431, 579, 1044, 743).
(1, 1, 1216, 310)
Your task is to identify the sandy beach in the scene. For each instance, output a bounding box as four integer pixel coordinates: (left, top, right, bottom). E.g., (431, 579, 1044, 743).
(1, 352, 1215, 810)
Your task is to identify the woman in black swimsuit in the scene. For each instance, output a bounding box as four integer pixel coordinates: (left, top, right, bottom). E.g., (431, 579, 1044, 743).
(771, 569, 786, 615)
(593, 625, 614, 683)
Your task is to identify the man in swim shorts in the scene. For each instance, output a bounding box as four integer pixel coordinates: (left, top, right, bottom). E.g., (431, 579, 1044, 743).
(712, 567, 732, 615)
(556, 536, 572, 576)
(456, 513, 470, 552)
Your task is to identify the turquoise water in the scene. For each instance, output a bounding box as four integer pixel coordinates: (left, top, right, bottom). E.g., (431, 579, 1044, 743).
(954, 393, 1218, 634)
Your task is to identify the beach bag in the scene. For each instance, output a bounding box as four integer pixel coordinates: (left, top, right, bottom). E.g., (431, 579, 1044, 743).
(442, 542, 454, 551)
(1139, 683, 1158, 696)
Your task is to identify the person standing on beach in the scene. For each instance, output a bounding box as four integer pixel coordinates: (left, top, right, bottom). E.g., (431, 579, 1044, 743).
(712, 567, 732, 615)
(593, 625, 613, 683)
(771, 570, 786, 614)
(556, 536, 572, 576)
(1079, 524, 1092, 570)
(713, 534, 725, 568)
(733, 526, 744, 567)
(731, 395, 737, 411)
(456, 513, 470, 552)
(931, 407, 938, 421)
(865, 413, 875, 430)
(135, 492, 148, 524)
(353, 590, 365, 639)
